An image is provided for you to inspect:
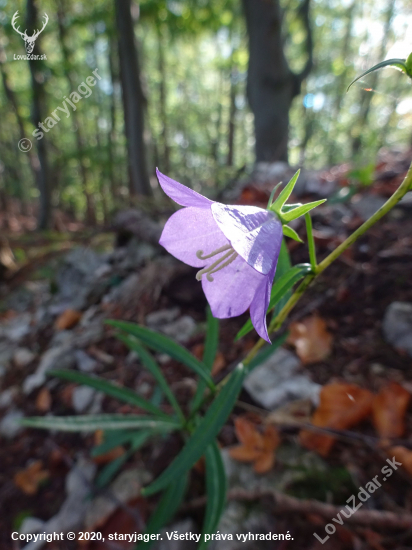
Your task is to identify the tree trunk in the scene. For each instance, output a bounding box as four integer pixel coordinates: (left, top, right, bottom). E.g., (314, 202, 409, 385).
(56, 0, 95, 225)
(115, 0, 151, 196)
(243, 0, 312, 164)
(26, 0, 52, 229)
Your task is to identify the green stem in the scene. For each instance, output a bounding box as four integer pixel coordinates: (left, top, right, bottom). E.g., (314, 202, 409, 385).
(270, 159, 412, 333)
(305, 212, 317, 269)
(191, 160, 412, 415)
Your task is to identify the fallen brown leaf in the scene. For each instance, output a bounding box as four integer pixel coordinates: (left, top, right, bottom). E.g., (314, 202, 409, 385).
(372, 382, 411, 439)
(300, 382, 373, 456)
(55, 308, 82, 330)
(288, 314, 333, 364)
(229, 417, 280, 474)
(35, 387, 52, 412)
(14, 460, 49, 495)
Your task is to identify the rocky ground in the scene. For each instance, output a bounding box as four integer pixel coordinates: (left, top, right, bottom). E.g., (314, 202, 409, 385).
(1, 149, 412, 550)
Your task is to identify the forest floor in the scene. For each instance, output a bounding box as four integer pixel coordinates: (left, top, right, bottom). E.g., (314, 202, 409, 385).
(1, 150, 412, 550)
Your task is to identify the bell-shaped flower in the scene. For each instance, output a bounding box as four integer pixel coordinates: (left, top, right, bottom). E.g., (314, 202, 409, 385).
(157, 169, 283, 343)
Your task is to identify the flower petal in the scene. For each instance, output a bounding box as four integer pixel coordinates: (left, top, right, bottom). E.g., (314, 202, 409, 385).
(202, 254, 265, 318)
(211, 204, 283, 275)
(249, 263, 278, 343)
(156, 169, 213, 208)
(159, 206, 228, 268)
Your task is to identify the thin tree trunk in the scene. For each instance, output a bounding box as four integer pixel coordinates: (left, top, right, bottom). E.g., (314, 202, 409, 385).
(107, 35, 119, 201)
(115, 0, 151, 196)
(157, 24, 170, 173)
(26, 0, 51, 229)
(227, 67, 237, 167)
(351, 0, 394, 155)
(243, 0, 313, 164)
(56, 0, 95, 225)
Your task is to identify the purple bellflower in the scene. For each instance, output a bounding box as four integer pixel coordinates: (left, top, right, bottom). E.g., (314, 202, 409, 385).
(157, 169, 283, 343)
(157, 169, 325, 343)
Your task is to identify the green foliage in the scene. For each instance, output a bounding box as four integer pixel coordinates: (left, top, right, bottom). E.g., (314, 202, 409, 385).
(49, 369, 170, 420)
(21, 414, 180, 432)
(106, 321, 215, 391)
(142, 362, 246, 496)
(199, 441, 227, 550)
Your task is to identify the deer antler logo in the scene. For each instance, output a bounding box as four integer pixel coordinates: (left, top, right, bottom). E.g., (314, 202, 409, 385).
(11, 11, 48, 54)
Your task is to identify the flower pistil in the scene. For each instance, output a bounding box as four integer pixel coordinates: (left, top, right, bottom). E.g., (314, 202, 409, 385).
(195, 244, 238, 282)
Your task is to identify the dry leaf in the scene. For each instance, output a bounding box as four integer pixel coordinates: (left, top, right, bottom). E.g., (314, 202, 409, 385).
(93, 447, 125, 466)
(388, 446, 412, 476)
(55, 309, 82, 330)
(14, 460, 49, 495)
(288, 315, 333, 364)
(300, 382, 373, 456)
(229, 417, 280, 474)
(372, 382, 411, 439)
(35, 387, 52, 412)
(211, 351, 226, 376)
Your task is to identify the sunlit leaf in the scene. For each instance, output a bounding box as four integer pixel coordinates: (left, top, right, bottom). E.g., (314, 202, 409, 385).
(372, 382, 411, 439)
(288, 314, 333, 364)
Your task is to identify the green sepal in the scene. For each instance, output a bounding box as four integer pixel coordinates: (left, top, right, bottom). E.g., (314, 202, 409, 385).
(281, 199, 326, 223)
(406, 52, 412, 76)
(270, 170, 300, 214)
(283, 225, 303, 243)
(347, 58, 409, 92)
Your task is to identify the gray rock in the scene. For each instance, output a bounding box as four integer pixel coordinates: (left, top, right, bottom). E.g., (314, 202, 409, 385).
(0, 408, 24, 438)
(23, 346, 76, 394)
(383, 302, 412, 357)
(153, 519, 198, 550)
(146, 307, 181, 327)
(102, 273, 140, 306)
(23, 458, 96, 550)
(85, 467, 152, 530)
(0, 313, 32, 343)
(74, 350, 98, 373)
(72, 318, 104, 348)
(160, 315, 197, 343)
(72, 386, 97, 413)
(243, 347, 321, 409)
(0, 386, 18, 408)
(54, 247, 108, 310)
(211, 501, 275, 550)
(13, 347, 36, 368)
(352, 194, 387, 222)
(0, 340, 15, 369)
(19, 517, 45, 535)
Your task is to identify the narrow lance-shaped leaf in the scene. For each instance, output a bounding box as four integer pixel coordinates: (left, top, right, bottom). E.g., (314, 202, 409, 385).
(347, 58, 408, 91)
(116, 335, 185, 424)
(92, 429, 151, 457)
(199, 441, 227, 550)
(142, 363, 246, 496)
(21, 414, 181, 432)
(106, 321, 215, 391)
(139, 474, 189, 549)
(270, 170, 300, 213)
(283, 225, 303, 243)
(191, 306, 219, 413)
(281, 199, 326, 223)
(49, 369, 170, 420)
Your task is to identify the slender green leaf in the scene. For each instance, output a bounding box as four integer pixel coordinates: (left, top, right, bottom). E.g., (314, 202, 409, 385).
(246, 333, 288, 373)
(142, 363, 246, 496)
(21, 414, 180, 432)
(199, 441, 227, 549)
(139, 475, 189, 549)
(283, 225, 303, 243)
(116, 335, 185, 423)
(282, 199, 326, 222)
(236, 263, 311, 340)
(49, 369, 169, 420)
(95, 432, 150, 489)
(347, 58, 408, 91)
(92, 429, 150, 457)
(191, 307, 219, 413)
(106, 321, 215, 391)
(270, 170, 300, 212)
